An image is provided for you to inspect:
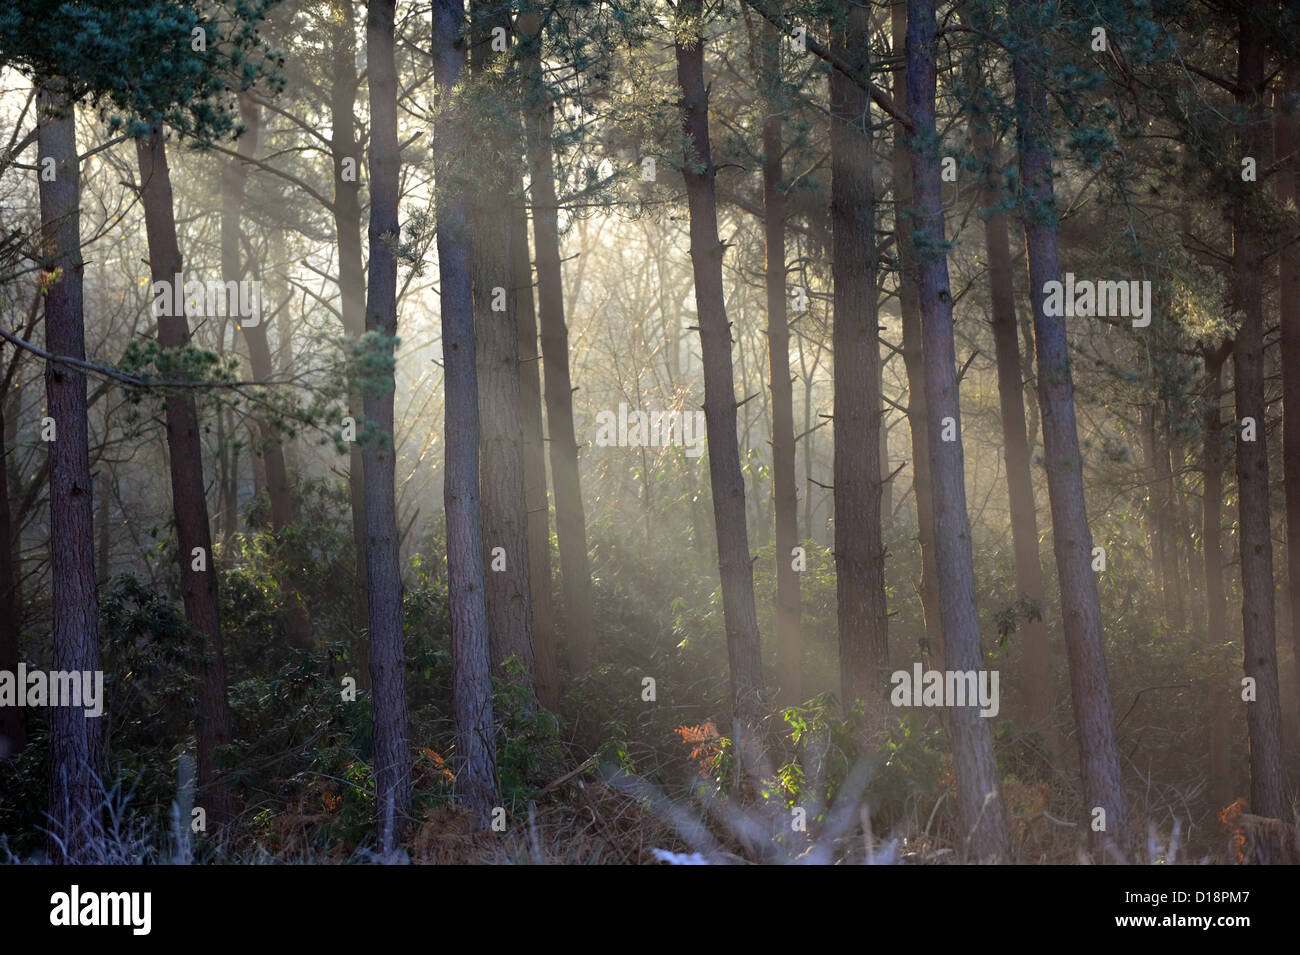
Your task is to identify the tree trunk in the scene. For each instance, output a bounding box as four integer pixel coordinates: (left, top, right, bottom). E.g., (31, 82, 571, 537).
(906, 0, 1007, 862)
(39, 82, 103, 858)
(222, 95, 311, 650)
(830, 6, 887, 706)
(1201, 347, 1233, 810)
(1009, 0, 1128, 856)
(520, 7, 597, 671)
(1275, 77, 1300, 700)
(1229, 3, 1289, 860)
(470, 1, 537, 701)
(974, 125, 1052, 730)
(1154, 416, 1186, 629)
(760, 20, 801, 707)
(434, 0, 499, 826)
(891, 0, 944, 670)
(136, 126, 235, 831)
(330, 1, 371, 677)
(0, 375, 22, 756)
(675, 0, 768, 765)
(513, 202, 561, 710)
(363, 0, 412, 853)
(1139, 405, 1167, 606)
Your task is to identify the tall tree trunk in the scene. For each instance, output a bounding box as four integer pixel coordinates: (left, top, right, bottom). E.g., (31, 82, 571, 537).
(1275, 77, 1300, 699)
(1201, 346, 1233, 810)
(830, 5, 887, 706)
(1154, 417, 1186, 629)
(675, 0, 768, 765)
(760, 20, 801, 707)
(39, 82, 102, 858)
(434, 0, 499, 825)
(330, 0, 370, 677)
(891, 0, 944, 670)
(222, 95, 311, 650)
(974, 125, 1052, 729)
(136, 126, 235, 830)
(513, 202, 561, 710)
(520, 6, 597, 670)
(1229, 3, 1289, 859)
(0, 376, 22, 756)
(470, 1, 537, 701)
(1139, 405, 1167, 607)
(1009, 0, 1128, 856)
(363, 0, 412, 853)
(906, 0, 1007, 862)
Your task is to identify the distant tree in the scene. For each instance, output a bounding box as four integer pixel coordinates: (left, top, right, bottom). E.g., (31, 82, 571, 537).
(434, 0, 500, 826)
(519, 5, 597, 672)
(754, 16, 801, 706)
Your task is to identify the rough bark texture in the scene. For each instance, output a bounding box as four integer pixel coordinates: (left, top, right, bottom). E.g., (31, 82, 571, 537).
(891, 0, 944, 670)
(363, 0, 412, 852)
(1229, 3, 1289, 860)
(434, 0, 499, 826)
(39, 83, 104, 859)
(830, 5, 887, 706)
(974, 125, 1051, 729)
(761, 21, 801, 707)
(1009, 0, 1128, 856)
(470, 0, 537, 701)
(906, 0, 1007, 863)
(136, 126, 235, 831)
(520, 7, 596, 671)
(513, 201, 561, 710)
(675, 0, 768, 763)
(1276, 79, 1300, 700)
(222, 95, 311, 650)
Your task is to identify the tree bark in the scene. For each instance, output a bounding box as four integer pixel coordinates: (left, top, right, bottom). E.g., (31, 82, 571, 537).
(1201, 346, 1233, 810)
(1229, 3, 1289, 860)
(519, 7, 597, 671)
(362, 0, 412, 853)
(830, 5, 887, 706)
(675, 0, 768, 764)
(39, 82, 103, 859)
(513, 202, 561, 710)
(470, 0, 537, 701)
(1275, 77, 1300, 700)
(973, 125, 1052, 730)
(760, 19, 801, 707)
(890, 0, 944, 670)
(434, 0, 499, 826)
(330, 0, 371, 677)
(0, 374, 22, 756)
(906, 0, 1007, 862)
(136, 125, 235, 831)
(1009, 0, 1128, 856)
